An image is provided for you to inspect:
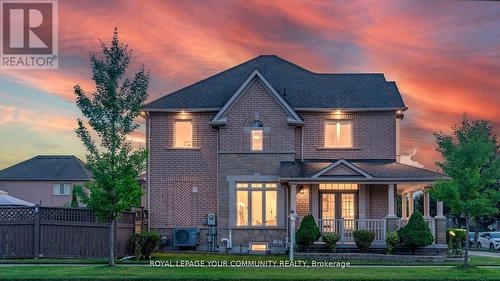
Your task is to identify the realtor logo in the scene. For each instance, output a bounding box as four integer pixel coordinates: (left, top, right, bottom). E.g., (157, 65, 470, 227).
(1, 0, 58, 69)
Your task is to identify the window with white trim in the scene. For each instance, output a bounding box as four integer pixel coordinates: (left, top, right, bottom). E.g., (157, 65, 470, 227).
(324, 121, 353, 148)
(250, 120, 263, 151)
(174, 120, 193, 148)
(236, 182, 277, 226)
(53, 184, 71, 196)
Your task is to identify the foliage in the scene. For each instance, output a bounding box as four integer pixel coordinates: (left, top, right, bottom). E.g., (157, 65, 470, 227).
(429, 116, 499, 266)
(130, 231, 161, 260)
(70, 188, 79, 208)
(322, 233, 341, 252)
(296, 214, 320, 251)
(398, 212, 434, 254)
(446, 228, 466, 258)
(385, 231, 399, 254)
(73, 28, 150, 265)
(352, 230, 375, 253)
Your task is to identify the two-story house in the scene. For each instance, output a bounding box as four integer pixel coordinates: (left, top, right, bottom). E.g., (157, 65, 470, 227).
(143, 55, 448, 253)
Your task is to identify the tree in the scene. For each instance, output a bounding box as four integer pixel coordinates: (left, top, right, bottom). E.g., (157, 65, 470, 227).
(429, 117, 499, 267)
(295, 214, 320, 252)
(398, 211, 434, 254)
(73, 28, 150, 266)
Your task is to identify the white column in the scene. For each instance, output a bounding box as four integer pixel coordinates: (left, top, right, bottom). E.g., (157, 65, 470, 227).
(401, 192, 407, 220)
(423, 191, 430, 218)
(387, 184, 396, 218)
(290, 184, 297, 215)
(408, 192, 414, 218)
(436, 201, 445, 218)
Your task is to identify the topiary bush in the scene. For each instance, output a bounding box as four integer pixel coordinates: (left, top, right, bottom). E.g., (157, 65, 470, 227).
(398, 212, 434, 254)
(296, 214, 320, 252)
(322, 233, 341, 252)
(353, 230, 375, 252)
(130, 231, 161, 259)
(385, 231, 399, 254)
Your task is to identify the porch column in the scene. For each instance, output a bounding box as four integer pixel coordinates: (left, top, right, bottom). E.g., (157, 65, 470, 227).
(401, 192, 407, 220)
(407, 191, 414, 218)
(386, 184, 399, 232)
(387, 184, 396, 218)
(290, 184, 297, 216)
(423, 191, 431, 218)
(434, 201, 446, 244)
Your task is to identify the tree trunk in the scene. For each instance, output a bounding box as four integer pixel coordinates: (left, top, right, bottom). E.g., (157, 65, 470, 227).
(474, 218, 480, 248)
(109, 218, 115, 266)
(464, 216, 470, 268)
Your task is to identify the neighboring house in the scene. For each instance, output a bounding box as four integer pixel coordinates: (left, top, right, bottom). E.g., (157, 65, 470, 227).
(0, 155, 92, 207)
(143, 55, 449, 253)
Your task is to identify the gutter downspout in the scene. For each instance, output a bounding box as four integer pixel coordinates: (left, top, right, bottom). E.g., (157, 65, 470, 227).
(146, 112, 151, 231)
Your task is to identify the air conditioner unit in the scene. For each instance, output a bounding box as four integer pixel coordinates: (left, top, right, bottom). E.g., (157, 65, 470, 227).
(173, 228, 199, 247)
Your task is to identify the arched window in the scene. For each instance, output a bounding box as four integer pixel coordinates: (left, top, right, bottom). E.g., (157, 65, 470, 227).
(250, 120, 263, 151)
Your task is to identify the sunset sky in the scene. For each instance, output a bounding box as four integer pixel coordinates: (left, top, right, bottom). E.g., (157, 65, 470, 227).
(0, 0, 498, 170)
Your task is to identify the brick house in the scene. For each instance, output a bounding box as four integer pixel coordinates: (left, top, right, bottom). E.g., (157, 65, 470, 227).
(143, 55, 448, 253)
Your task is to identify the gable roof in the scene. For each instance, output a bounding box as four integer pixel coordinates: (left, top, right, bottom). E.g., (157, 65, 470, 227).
(0, 155, 92, 181)
(311, 159, 373, 178)
(280, 159, 449, 182)
(210, 70, 303, 125)
(143, 55, 406, 111)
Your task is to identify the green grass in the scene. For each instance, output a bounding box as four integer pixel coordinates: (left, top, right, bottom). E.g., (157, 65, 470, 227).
(0, 265, 500, 280)
(0, 252, 498, 266)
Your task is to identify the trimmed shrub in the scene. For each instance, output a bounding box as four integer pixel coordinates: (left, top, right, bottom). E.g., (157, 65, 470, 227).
(296, 214, 320, 251)
(322, 233, 341, 252)
(130, 231, 161, 259)
(446, 228, 466, 258)
(385, 231, 399, 254)
(353, 230, 375, 252)
(398, 212, 434, 254)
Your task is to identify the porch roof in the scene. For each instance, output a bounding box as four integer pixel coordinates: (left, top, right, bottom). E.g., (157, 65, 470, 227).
(279, 159, 449, 183)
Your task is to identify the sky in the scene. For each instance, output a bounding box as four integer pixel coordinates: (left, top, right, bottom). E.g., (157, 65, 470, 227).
(0, 0, 498, 170)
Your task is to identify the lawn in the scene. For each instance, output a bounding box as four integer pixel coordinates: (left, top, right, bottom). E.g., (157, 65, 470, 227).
(0, 265, 500, 280)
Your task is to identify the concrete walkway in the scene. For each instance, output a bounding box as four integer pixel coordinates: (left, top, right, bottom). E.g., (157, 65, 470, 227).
(469, 250, 500, 258)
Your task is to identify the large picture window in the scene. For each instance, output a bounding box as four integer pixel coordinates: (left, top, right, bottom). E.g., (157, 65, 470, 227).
(235, 182, 277, 226)
(324, 121, 352, 148)
(174, 120, 192, 148)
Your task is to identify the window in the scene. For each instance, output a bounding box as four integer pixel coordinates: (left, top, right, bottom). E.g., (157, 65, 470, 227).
(319, 183, 358, 190)
(249, 242, 268, 253)
(341, 194, 355, 219)
(53, 184, 71, 196)
(235, 182, 277, 226)
(250, 120, 263, 151)
(174, 120, 192, 148)
(324, 121, 352, 148)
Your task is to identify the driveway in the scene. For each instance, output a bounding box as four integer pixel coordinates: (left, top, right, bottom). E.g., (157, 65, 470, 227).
(469, 250, 500, 258)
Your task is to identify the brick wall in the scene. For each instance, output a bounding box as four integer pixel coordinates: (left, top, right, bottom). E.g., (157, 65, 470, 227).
(148, 111, 218, 229)
(297, 112, 396, 160)
(368, 184, 389, 219)
(296, 185, 310, 218)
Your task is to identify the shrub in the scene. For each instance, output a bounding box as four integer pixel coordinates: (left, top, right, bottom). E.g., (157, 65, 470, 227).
(130, 231, 161, 259)
(353, 230, 375, 252)
(398, 212, 434, 254)
(296, 214, 320, 251)
(322, 233, 341, 252)
(385, 231, 399, 254)
(446, 228, 466, 258)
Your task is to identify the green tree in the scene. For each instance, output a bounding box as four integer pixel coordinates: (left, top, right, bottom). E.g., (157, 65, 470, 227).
(73, 28, 150, 266)
(429, 117, 499, 267)
(296, 214, 320, 252)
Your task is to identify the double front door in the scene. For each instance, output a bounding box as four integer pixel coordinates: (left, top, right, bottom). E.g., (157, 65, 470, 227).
(320, 192, 356, 234)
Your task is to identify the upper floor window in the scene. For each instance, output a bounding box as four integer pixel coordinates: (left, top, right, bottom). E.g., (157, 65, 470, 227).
(324, 121, 352, 148)
(174, 120, 192, 148)
(250, 120, 263, 151)
(53, 184, 71, 196)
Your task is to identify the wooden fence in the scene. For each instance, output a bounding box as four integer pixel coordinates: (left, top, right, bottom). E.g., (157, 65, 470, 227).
(0, 206, 142, 259)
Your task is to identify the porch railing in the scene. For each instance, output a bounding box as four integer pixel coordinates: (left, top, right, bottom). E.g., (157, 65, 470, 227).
(400, 218, 436, 239)
(317, 219, 386, 242)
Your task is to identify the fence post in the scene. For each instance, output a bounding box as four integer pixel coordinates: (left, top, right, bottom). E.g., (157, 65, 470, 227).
(33, 205, 40, 258)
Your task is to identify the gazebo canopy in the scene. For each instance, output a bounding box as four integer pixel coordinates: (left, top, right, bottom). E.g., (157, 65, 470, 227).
(0, 190, 35, 207)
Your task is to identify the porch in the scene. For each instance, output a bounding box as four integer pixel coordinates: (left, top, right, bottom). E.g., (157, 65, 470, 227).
(281, 159, 450, 245)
